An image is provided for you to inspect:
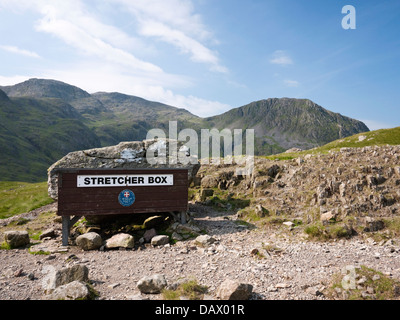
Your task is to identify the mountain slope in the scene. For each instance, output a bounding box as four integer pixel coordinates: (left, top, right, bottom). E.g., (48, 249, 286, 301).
(206, 98, 369, 154)
(0, 90, 100, 181)
(267, 126, 400, 161)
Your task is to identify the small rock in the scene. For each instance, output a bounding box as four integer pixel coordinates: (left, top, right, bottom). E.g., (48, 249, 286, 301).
(372, 274, 380, 281)
(283, 221, 294, 227)
(76, 232, 102, 251)
(364, 218, 385, 232)
(151, 235, 169, 246)
(195, 235, 216, 246)
(201, 176, 219, 188)
(216, 279, 253, 300)
(254, 204, 268, 218)
(105, 233, 135, 249)
(200, 189, 214, 201)
(320, 211, 336, 224)
(143, 228, 157, 243)
(46, 281, 91, 300)
(275, 283, 291, 289)
(14, 269, 23, 277)
(39, 228, 56, 240)
(137, 274, 167, 294)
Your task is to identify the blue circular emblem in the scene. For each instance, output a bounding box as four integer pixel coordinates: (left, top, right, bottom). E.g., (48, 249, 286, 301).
(118, 189, 135, 207)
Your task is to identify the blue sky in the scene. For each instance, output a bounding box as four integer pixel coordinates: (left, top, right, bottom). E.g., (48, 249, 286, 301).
(0, 0, 399, 130)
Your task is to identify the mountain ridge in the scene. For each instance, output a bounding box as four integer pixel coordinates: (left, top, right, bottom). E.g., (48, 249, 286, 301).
(0, 78, 369, 182)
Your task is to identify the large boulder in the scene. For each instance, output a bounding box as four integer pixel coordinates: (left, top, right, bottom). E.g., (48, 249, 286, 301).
(46, 281, 91, 300)
(4, 231, 30, 248)
(76, 232, 102, 251)
(47, 138, 200, 200)
(105, 233, 135, 249)
(41, 264, 89, 294)
(216, 279, 253, 300)
(137, 274, 167, 294)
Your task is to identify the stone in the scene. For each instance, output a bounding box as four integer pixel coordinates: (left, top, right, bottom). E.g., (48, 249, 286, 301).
(320, 211, 337, 224)
(364, 218, 385, 232)
(200, 188, 214, 201)
(151, 235, 169, 246)
(195, 234, 216, 246)
(200, 176, 219, 188)
(39, 228, 56, 240)
(41, 264, 89, 293)
(46, 281, 91, 300)
(76, 232, 102, 251)
(254, 204, 268, 218)
(29, 240, 69, 254)
(267, 164, 280, 178)
(216, 279, 253, 300)
(283, 221, 294, 227)
(137, 274, 167, 294)
(4, 230, 30, 248)
(143, 228, 157, 243)
(105, 233, 135, 249)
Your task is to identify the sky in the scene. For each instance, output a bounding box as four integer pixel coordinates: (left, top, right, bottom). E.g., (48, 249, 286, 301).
(0, 0, 399, 130)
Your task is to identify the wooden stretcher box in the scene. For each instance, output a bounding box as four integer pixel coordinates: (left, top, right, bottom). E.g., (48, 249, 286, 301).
(55, 168, 189, 245)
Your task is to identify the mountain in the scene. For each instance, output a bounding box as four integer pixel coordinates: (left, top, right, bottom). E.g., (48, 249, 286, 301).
(0, 78, 369, 182)
(0, 87, 100, 181)
(1, 78, 91, 102)
(206, 98, 370, 155)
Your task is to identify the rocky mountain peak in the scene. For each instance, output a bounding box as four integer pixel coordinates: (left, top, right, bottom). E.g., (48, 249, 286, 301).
(0, 78, 91, 102)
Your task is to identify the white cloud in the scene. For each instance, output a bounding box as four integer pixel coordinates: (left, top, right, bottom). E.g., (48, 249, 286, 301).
(0, 45, 40, 58)
(0, 0, 232, 118)
(270, 50, 293, 66)
(284, 79, 299, 87)
(41, 62, 231, 117)
(34, 1, 163, 74)
(111, 0, 228, 73)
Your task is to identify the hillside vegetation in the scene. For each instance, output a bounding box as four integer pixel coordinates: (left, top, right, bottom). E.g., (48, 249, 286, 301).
(267, 126, 400, 160)
(0, 181, 53, 219)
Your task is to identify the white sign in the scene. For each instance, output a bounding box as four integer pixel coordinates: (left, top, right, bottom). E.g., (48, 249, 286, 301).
(77, 174, 174, 187)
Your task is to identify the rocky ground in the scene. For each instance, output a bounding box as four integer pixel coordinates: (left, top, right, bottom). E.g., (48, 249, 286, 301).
(1, 201, 400, 300)
(2, 144, 400, 300)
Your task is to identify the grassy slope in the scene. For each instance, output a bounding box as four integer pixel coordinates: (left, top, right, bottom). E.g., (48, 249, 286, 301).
(266, 126, 400, 160)
(0, 181, 54, 219)
(0, 97, 100, 182)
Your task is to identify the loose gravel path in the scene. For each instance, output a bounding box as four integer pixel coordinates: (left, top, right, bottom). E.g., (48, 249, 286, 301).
(1, 203, 400, 300)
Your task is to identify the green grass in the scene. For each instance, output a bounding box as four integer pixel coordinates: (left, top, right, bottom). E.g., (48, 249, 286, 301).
(327, 265, 400, 300)
(162, 279, 208, 300)
(0, 181, 53, 219)
(266, 126, 400, 160)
